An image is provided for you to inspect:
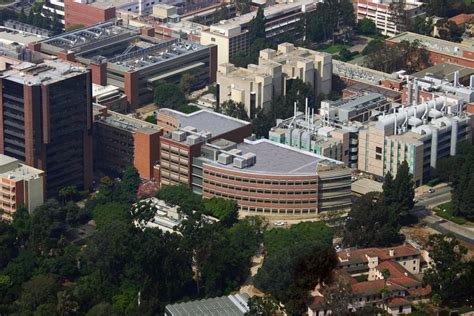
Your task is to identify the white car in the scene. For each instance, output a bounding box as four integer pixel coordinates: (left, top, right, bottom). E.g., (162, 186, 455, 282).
(274, 221, 285, 226)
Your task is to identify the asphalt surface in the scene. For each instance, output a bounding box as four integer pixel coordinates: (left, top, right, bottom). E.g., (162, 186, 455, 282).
(412, 187, 474, 244)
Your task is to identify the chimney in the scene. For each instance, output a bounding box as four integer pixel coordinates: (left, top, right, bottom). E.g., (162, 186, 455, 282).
(454, 70, 460, 87)
(389, 249, 395, 257)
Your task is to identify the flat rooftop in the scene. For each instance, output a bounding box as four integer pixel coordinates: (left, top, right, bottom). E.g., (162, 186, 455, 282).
(0, 27, 47, 46)
(345, 83, 402, 99)
(201, 138, 344, 175)
(351, 178, 383, 196)
(109, 38, 208, 71)
(0, 60, 88, 86)
(159, 108, 250, 137)
(39, 21, 138, 51)
(96, 109, 161, 133)
(0, 155, 43, 181)
(262, 44, 330, 65)
(166, 294, 250, 316)
(208, 0, 315, 29)
(389, 32, 474, 58)
(328, 92, 385, 111)
(412, 62, 474, 82)
(333, 59, 401, 85)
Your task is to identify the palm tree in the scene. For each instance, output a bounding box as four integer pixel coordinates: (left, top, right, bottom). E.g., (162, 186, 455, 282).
(380, 268, 391, 313)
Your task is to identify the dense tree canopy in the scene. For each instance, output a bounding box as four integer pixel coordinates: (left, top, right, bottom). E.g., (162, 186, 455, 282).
(436, 141, 474, 220)
(343, 192, 404, 248)
(364, 40, 431, 73)
(255, 222, 336, 315)
(424, 234, 474, 304)
(154, 83, 186, 109)
(357, 18, 376, 35)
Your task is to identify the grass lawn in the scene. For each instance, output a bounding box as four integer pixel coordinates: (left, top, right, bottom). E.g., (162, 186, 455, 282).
(316, 44, 350, 55)
(433, 202, 468, 225)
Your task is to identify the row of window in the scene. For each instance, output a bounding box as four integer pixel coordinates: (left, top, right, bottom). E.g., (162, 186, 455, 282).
(203, 170, 318, 185)
(203, 188, 317, 205)
(203, 179, 318, 195)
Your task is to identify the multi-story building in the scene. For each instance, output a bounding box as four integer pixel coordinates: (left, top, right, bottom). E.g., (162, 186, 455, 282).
(200, 0, 317, 65)
(358, 97, 473, 185)
(0, 60, 93, 196)
(34, 22, 217, 108)
(93, 104, 162, 179)
(0, 155, 44, 222)
(269, 93, 392, 168)
(216, 62, 281, 118)
(309, 243, 431, 316)
(193, 138, 352, 218)
(200, 22, 248, 66)
(353, 0, 424, 36)
(155, 108, 352, 219)
(156, 108, 253, 187)
(217, 43, 332, 117)
(259, 43, 332, 98)
(388, 32, 474, 68)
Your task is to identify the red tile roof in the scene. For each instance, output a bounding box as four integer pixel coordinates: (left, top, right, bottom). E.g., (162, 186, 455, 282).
(449, 13, 474, 25)
(337, 244, 420, 264)
(387, 297, 411, 308)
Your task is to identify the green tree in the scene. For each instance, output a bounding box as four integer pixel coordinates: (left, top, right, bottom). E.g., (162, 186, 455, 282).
(409, 16, 433, 36)
(320, 273, 353, 316)
(203, 197, 239, 227)
(122, 166, 141, 201)
(249, 6, 266, 40)
(19, 7, 26, 23)
(218, 100, 249, 120)
(15, 274, 60, 314)
(358, 18, 376, 35)
(179, 73, 197, 96)
(0, 221, 17, 270)
(393, 161, 415, 219)
(59, 186, 78, 204)
(246, 295, 283, 316)
(144, 115, 156, 124)
(343, 192, 404, 247)
(234, 0, 251, 14)
(424, 234, 470, 303)
(154, 83, 186, 109)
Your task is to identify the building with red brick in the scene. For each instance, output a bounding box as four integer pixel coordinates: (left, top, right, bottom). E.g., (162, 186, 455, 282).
(64, 0, 116, 28)
(156, 109, 352, 219)
(388, 32, 474, 68)
(0, 60, 93, 196)
(93, 105, 162, 179)
(34, 22, 217, 109)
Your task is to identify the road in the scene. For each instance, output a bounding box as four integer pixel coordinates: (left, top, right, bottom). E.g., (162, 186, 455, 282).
(412, 187, 474, 244)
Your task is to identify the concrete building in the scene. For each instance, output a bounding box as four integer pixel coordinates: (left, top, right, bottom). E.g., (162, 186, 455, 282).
(200, 22, 248, 66)
(259, 43, 332, 97)
(216, 62, 280, 118)
(93, 105, 162, 179)
(269, 93, 392, 168)
(388, 32, 474, 68)
(200, 0, 318, 65)
(34, 22, 216, 108)
(358, 97, 473, 185)
(0, 155, 44, 222)
(217, 43, 332, 118)
(0, 60, 93, 196)
(353, 0, 425, 36)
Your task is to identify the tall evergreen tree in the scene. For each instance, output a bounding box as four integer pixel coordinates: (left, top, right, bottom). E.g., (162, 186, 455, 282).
(382, 171, 397, 207)
(394, 161, 415, 217)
